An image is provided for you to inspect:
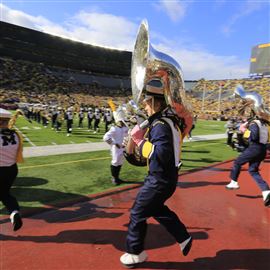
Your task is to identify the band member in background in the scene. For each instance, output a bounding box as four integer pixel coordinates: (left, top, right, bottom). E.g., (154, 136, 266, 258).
(78, 108, 84, 128)
(0, 109, 23, 231)
(93, 107, 101, 133)
(120, 82, 192, 268)
(225, 118, 236, 146)
(87, 108, 94, 130)
(226, 117, 270, 207)
(188, 116, 196, 141)
(103, 109, 128, 185)
(41, 107, 49, 128)
(51, 106, 58, 130)
(55, 107, 64, 132)
(65, 107, 73, 136)
(104, 108, 113, 132)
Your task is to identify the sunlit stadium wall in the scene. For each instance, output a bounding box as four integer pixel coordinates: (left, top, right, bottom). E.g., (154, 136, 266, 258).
(0, 21, 132, 77)
(250, 43, 270, 77)
(0, 21, 135, 95)
(1, 21, 198, 94)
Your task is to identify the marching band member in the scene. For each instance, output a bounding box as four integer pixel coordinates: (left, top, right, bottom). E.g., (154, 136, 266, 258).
(78, 108, 84, 128)
(0, 108, 23, 231)
(51, 106, 58, 130)
(225, 117, 236, 146)
(41, 106, 50, 128)
(103, 108, 128, 185)
(93, 107, 101, 133)
(55, 107, 64, 132)
(104, 108, 113, 132)
(120, 81, 192, 268)
(226, 117, 270, 207)
(87, 107, 94, 130)
(65, 107, 74, 136)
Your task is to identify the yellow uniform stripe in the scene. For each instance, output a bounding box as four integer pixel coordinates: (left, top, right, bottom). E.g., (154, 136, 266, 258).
(250, 57, 256, 62)
(142, 141, 154, 159)
(243, 130, 250, 138)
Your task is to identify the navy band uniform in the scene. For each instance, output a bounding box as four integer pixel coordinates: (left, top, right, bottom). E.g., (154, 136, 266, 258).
(126, 114, 191, 254)
(226, 118, 270, 206)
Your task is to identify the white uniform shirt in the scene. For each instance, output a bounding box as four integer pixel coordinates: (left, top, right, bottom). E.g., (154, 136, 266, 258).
(79, 111, 84, 119)
(66, 111, 73, 120)
(94, 110, 101, 120)
(103, 125, 128, 145)
(87, 111, 93, 119)
(0, 131, 20, 167)
(105, 111, 112, 122)
(103, 125, 128, 166)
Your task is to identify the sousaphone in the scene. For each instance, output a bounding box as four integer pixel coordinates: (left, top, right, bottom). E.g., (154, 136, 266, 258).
(124, 20, 193, 166)
(131, 20, 193, 136)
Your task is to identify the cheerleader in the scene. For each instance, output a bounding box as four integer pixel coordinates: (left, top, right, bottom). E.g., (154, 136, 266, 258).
(0, 108, 23, 231)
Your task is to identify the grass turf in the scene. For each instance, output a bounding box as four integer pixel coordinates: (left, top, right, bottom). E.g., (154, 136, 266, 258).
(14, 114, 227, 147)
(0, 139, 238, 214)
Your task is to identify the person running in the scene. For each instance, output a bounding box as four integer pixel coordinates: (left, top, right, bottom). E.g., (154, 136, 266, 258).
(103, 108, 128, 185)
(120, 82, 192, 268)
(226, 117, 270, 207)
(0, 108, 23, 231)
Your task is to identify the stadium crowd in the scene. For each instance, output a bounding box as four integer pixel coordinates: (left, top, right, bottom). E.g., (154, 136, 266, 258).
(188, 77, 270, 120)
(0, 57, 131, 111)
(0, 56, 269, 124)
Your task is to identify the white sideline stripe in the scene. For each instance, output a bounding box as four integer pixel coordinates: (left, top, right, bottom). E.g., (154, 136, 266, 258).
(24, 142, 110, 157)
(15, 126, 36, 147)
(19, 156, 111, 169)
(23, 134, 226, 158)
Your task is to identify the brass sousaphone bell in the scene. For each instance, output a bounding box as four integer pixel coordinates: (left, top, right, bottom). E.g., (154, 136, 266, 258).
(234, 84, 270, 122)
(131, 20, 193, 136)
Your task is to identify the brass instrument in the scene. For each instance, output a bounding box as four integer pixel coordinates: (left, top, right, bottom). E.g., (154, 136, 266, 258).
(131, 20, 193, 136)
(234, 84, 270, 122)
(124, 20, 193, 166)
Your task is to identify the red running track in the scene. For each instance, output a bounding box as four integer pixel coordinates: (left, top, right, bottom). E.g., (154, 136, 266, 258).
(0, 159, 269, 270)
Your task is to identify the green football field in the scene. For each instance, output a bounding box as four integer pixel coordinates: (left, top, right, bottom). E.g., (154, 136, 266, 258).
(0, 139, 238, 214)
(0, 113, 236, 215)
(14, 113, 227, 147)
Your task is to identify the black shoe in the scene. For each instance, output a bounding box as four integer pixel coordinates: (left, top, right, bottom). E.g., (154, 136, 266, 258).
(12, 213, 23, 231)
(111, 178, 120, 186)
(181, 237, 193, 256)
(117, 178, 124, 184)
(264, 193, 270, 207)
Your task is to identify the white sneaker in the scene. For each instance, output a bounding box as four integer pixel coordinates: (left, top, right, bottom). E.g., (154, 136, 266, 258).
(10, 211, 23, 231)
(180, 236, 193, 256)
(120, 251, 147, 268)
(262, 190, 270, 207)
(226, 180, 240, 190)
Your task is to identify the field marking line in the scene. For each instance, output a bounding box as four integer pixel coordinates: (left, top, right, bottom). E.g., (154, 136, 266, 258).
(15, 126, 36, 147)
(188, 141, 223, 148)
(19, 156, 111, 169)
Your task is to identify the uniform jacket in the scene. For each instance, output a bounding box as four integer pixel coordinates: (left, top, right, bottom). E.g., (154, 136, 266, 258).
(139, 112, 180, 190)
(249, 120, 269, 145)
